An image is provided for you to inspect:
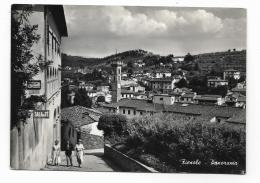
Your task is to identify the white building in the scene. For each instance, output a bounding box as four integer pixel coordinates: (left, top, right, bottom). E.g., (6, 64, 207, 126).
(11, 5, 67, 170)
(152, 94, 175, 105)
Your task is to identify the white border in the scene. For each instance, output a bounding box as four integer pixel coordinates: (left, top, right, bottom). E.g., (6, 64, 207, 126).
(1, 0, 260, 183)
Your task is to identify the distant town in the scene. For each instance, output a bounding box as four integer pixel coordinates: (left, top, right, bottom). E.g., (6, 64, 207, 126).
(61, 48, 246, 118)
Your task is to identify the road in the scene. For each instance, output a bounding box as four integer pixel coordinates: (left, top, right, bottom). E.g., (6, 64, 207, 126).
(43, 148, 121, 172)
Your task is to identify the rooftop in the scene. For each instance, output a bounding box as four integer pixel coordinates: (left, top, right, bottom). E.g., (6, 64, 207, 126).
(102, 98, 244, 119)
(195, 95, 222, 101)
(61, 106, 102, 127)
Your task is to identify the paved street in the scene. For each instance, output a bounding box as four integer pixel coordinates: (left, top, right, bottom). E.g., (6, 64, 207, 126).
(43, 149, 121, 172)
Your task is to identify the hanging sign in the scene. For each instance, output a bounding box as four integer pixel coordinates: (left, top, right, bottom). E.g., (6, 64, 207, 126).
(27, 80, 41, 90)
(33, 110, 49, 118)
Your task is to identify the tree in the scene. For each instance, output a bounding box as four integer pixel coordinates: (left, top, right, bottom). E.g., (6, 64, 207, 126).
(184, 53, 195, 63)
(228, 77, 238, 89)
(127, 62, 134, 68)
(127, 68, 133, 77)
(74, 89, 92, 108)
(96, 95, 105, 103)
(175, 78, 188, 88)
(11, 6, 44, 127)
(97, 114, 127, 136)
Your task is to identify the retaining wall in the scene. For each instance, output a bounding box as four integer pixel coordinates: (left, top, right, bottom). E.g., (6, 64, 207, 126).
(104, 144, 158, 172)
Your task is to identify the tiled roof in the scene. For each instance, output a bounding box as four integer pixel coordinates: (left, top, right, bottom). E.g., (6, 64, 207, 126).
(195, 95, 222, 101)
(224, 69, 239, 72)
(121, 89, 135, 94)
(237, 95, 246, 102)
(182, 92, 196, 98)
(103, 98, 244, 118)
(61, 106, 102, 127)
(232, 88, 246, 93)
(208, 79, 228, 82)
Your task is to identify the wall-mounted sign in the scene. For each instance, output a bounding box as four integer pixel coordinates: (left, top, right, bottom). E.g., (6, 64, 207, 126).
(27, 80, 41, 90)
(33, 110, 49, 118)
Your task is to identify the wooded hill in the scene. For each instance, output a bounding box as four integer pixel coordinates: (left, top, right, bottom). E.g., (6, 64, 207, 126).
(61, 49, 160, 68)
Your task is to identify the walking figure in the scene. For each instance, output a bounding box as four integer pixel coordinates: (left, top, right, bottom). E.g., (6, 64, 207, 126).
(75, 139, 85, 168)
(65, 140, 74, 167)
(52, 140, 61, 166)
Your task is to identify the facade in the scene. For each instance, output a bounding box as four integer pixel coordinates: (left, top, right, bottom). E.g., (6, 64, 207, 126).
(149, 77, 180, 93)
(180, 92, 197, 103)
(195, 95, 224, 105)
(122, 83, 145, 93)
(223, 69, 241, 80)
(154, 71, 172, 78)
(207, 78, 228, 88)
(121, 89, 134, 99)
(152, 94, 175, 105)
(97, 85, 110, 92)
(11, 5, 67, 169)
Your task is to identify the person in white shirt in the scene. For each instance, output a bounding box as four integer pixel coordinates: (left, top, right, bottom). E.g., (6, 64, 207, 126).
(75, 139, 85, 168)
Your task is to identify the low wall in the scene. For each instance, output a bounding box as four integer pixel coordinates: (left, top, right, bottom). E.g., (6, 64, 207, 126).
(104, 144, 158, 173)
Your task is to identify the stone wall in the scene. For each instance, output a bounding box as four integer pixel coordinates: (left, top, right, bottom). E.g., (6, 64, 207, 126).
(104, 144, 158, 172)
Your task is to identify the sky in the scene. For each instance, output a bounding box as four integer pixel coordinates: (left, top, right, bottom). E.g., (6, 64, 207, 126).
(62, 5, 246, 58)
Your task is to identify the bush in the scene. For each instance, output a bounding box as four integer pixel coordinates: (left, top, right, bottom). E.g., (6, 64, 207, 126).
(113, 114, 246, 173)
(97, 114, 127, 137)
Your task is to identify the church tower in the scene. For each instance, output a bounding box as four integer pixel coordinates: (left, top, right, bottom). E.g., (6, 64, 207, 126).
(111, 60, 122, 103)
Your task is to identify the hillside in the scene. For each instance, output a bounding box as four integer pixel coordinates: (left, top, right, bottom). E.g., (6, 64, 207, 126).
(61, 49, 159, 68)
(61, 53, 103, 68)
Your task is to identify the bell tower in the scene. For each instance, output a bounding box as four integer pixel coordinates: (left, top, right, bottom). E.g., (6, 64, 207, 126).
(111, 60, 122, 103)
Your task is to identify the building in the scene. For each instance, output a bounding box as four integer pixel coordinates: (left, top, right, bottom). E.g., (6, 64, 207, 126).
(152, 94, 175, 105)
(97, 84, 110, 93)
(10, 5, 67, 169)
(225, 93, 246, 108)
(121, 83, 145, 93)
(61, 106, 103, 149)
(154, 70, 172, 78)
(101, 98, 245, 126)
(121, 89, 134, 99)
(148, 76, 181, 94)
(207, 78, 228, 88)
(78, 83, 94, 91)
(180, 92, 197, 103)
(223, 69, 241, 80)
(194, 95, 224, 105)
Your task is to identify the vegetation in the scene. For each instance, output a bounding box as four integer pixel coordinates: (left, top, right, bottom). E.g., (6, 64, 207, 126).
(11, 6, 46, 127)
(96, 96, 105, 103)
(102, 114, 245, 173)
(184, 53, 195, 63)
(99, 114, 246, 173)
(61, 87, 92, 108)
(97, 114, 127, 143)
(74, 89, 93, 108)
(175, 78, 188, 88)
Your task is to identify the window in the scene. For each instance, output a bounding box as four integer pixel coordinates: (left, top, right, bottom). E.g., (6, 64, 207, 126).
(123, 109, 125, 114)
(48, 31, 52, 56)
(128, 110, 130, 115)
(134, 110, 136, 115)
(68, 128, 71, 137)
(160, 98, 163, 101)
(47, 67, 49, 79)
(140, 111, 143, 115)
